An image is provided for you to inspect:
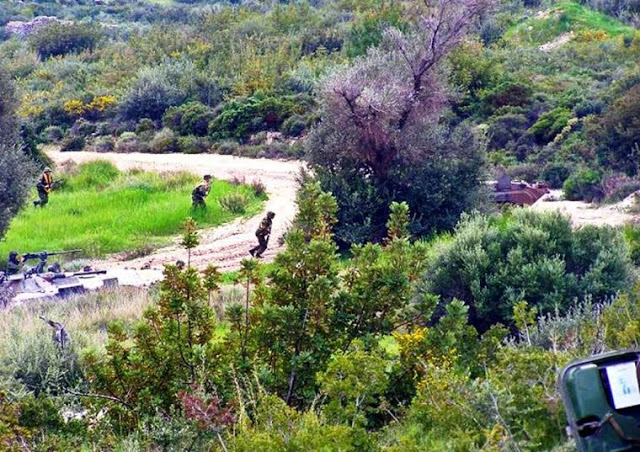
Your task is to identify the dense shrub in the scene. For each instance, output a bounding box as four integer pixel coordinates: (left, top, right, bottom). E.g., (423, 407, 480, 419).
(281, 114, 307, 137)
(90, 135, 115, 153)
(2, 331, 83, 395)
(177, 135, 211, 154)
(219, 192, 249, 214)
(41, 125, 64, 143)
(587, 84, 640, 175)
(481, 81, 533, 113)
(563, 168, 604, 201)
(70, 118, 96, 137)
(541, 162, 574, 188)
(214, 139, 240, 155)
(602, 172, 640, 202)
(311, 123, 488, 246)
(135, 118, 156, 134)
(0, 67, 35, 238)
(149, 127, 179, 153)
(423, 210, 633, 331)
(208, 94, 311, 140)
(29, 22, 101, 59)
(115, 131, 149, 153)
(120, 62, 192, 121)
(487, 113, 530, 153)
(623, 224, 640, 265)
(59, 135, 86, 152)
(163, 102, 216, 137)
(528, 108, 572, 144)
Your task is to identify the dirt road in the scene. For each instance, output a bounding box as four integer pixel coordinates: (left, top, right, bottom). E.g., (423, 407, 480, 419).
(532, 190, 638, 227)
(47, 150, 304, 280)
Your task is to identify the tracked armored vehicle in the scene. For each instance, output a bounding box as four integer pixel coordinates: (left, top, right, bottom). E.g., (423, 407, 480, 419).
(492, 174, 550, 206)
(1, 249, 120, 306)
(1, 270, 119, 305)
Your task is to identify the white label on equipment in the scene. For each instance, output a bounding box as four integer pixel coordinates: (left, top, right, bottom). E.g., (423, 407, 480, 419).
(606, 362, 640, 409)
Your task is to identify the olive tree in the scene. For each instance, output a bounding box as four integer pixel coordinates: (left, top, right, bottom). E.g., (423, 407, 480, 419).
(307, 0, 494, 245)
(0, 68, 35, 239)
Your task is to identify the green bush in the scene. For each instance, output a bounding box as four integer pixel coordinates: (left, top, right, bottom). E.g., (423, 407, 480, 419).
(541, 162, 574, 189)
(135, 118, 156, 134)
(177, 135, 211, 154)
(29, 22, 101, 59)
(115, 131, 149, 153)
(149, 127, 178, 153)
(2, 330, 83, 395)
(60, 135, 86, 152)
(120, 62, 192, 121)
(587, 84, 640, 175)
(163, 102, 215, 137)
(42, 126, 64, 143)
(215, 139, 240, 155)
(527, 108, 572, 144)
(310, 124, 488, 246)
(209, 94, 311, 140)
(0, 67, 35, 239)
(423, 209, 633, 331)
(563, 169, 603, 201)
(70, 118, 96, 137)
(90, 135, 115, 153)
(487, 113, 529, 152)
(623, 224, 640, 266)
(481, 81, 533, 113)
(281, 114, 307, 137)
(219, 192, 249, 214)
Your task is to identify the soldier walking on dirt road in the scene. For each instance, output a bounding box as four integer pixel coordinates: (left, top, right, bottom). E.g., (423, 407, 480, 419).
(192, 174, 212, 208)
(249, 211, 275, 258)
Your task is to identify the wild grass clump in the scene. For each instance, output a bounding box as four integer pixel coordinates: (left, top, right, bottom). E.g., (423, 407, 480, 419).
(0, 161, 265, 260)
(219, 192, 250, 214)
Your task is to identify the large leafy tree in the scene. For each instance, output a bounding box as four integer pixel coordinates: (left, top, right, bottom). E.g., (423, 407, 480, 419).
(307, 0, 493, 245)
(0, 67, 35, 239)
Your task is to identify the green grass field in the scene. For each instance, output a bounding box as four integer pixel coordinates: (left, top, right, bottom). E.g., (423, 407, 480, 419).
(0, 161, 265, 262)
(504, 1, 634, 45)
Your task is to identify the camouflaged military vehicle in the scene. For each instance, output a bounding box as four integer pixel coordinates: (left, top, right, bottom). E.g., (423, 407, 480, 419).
(492, 174, 550, 206)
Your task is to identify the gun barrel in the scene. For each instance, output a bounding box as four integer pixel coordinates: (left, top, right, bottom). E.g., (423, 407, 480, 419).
(47, 249, 82, 256)
(22, 249, 82, 260)
(71, 270, 106, 276)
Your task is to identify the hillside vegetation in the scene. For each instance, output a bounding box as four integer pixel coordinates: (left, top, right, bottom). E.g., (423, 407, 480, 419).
(1, 0, 640, 450)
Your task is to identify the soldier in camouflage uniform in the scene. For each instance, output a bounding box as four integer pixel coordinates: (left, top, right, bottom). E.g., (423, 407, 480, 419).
(249, 211, 275, 258)
(6, 251, 22, 276)
(192, 175, 212, 208)
(33, 167, 54, 207)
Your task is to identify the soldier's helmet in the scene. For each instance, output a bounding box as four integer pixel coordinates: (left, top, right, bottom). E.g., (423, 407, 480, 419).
(43, 167, 52, 173)
(267, 211, 275, 219)
(9, 250, 18, 258)
(204, 174, 212, 180)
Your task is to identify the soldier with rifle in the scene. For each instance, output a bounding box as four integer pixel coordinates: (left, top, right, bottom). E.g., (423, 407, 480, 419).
(21, 249, 82, 275)
(192, 174, 212, 208)
(249, 211, 275, 258)
(34, 167, 54, 207)
(6, 251, 23, 276)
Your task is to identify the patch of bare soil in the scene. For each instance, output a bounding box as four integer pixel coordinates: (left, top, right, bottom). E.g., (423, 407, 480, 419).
(539, 32, 574, 52)
(532, 190, 639, 227)
(47, 150, 304, 284)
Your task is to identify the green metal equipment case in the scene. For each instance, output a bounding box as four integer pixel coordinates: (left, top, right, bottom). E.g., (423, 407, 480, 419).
(560, 350, 640, 451)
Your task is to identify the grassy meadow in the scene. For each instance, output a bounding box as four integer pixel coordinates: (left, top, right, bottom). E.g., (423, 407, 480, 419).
(504, 1, 635, 45)
(0, 161, 265, 262)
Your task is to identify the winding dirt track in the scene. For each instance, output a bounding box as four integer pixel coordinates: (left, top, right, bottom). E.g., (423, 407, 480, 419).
(47, 150, 304, 280)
